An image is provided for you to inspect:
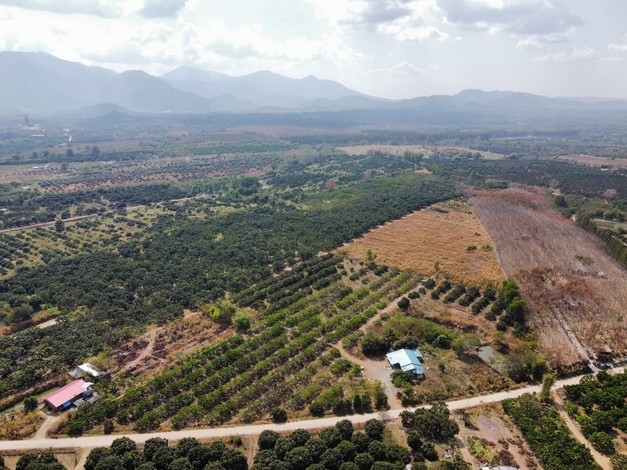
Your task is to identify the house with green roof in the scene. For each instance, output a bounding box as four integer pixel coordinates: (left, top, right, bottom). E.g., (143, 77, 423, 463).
(386, 348, 425, 379)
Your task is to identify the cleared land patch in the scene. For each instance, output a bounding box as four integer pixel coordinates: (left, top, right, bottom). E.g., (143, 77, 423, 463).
(339, 144, 504, 159)
(342, 200, 504, 285)
(470, 188, 627, 365)
(455, 405, 541, 470)
(558, 154, 627, 169)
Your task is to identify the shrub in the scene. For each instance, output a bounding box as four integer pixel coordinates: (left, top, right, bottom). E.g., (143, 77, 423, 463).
(588, 432, 615, 455)
(397, 297, 410, 311)
(271, 407, 288, 423)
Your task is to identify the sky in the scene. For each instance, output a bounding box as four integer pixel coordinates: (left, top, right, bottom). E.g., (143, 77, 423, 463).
(1, 0, 626, 99)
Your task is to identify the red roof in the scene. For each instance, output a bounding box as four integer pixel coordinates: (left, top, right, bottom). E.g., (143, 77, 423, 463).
(595, 344, 613, 354)
(43, 379, 90, 409)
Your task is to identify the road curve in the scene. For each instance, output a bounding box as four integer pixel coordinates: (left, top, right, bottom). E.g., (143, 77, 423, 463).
(0, 367, 623, 451)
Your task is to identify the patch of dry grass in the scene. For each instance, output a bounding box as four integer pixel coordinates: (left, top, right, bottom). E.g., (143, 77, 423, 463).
(558, 154, 627, 169)
(0, 409, 43, 440)
(342, 201, 504, 285)
(470, 188, 627, 364)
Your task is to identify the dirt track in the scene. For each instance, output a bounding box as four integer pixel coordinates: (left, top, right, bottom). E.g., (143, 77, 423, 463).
(0, 367, 622, 452)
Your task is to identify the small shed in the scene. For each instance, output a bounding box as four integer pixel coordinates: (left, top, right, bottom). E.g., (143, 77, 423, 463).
(43, 379, 93, 412)
(386, 348, 425, 378)
(69, 362, 106, 379)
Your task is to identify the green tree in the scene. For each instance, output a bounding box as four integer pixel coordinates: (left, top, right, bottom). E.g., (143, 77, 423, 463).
(258, 430, 280, 450)
(152, 446, 176, 470)
(103, 419, 114, 435)
(188, 446, 212, 470)
(201, 299, 238, 325)
(284, 446, 313, 470)
(539, 373, 556, 403)
(253, 449, 278, 467)
(335, 419, 354, 440)
(364, 419, 385, 440)
(432, 334, 452, 349)
(451, 334, 481, 357)
(23, 396, 38, 413)
(309, 401, 325, 417)
(320, 448, 343, 470)
(354, 453, 374, 470)
(319, 427, 343, 448)
(143, 438, 169, 462)
(122, 450, 144, 470)
(233, 312, 251, 333)
(95, 456, 125, 470)
(397, 297, 410, 311)
(407, 431, 423, 452)
(137, 463, 157, 470)
(271, 407, 288, 423)
(167, 458, 192, 470)
(336, 440, 357, 461)
(588, 432, 615, 455)
(85, 448, 112, 470)
(219, 449, 246, 470)
(361, 333, 389, 356)
(175, 438, 201, 458)
(111, 437, 137, 456)
(290, 429, 311, 447)
(611, 454, 627, 470)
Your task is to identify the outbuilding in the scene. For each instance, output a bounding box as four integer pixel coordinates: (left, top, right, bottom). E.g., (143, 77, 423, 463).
(69, 362, 106, 379)
(386, 348, 425, 379)
(43, 379, 94, 412)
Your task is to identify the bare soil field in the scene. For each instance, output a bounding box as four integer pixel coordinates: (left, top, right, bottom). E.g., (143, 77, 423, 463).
(455, 405, 541, 469)
(470, 187, 627, 365)
(342, 201, 505, 285)
(559, 154, 627, 169)
(111, 311, 229, 378)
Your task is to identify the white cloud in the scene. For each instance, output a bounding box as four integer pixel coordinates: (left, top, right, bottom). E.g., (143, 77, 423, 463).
(137, 0, 187, 18)
(367, 62, 442, 79)
(535, 46, 597, 63)
(439, 0, 582, 36)
(608, 34, 627, 52)
(0, 0, 132, 18)
(516, 31, 571, 50)
(308, 0, 452, 42)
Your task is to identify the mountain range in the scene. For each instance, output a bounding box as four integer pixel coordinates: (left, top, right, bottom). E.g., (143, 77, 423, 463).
(1, 51, 627, 117)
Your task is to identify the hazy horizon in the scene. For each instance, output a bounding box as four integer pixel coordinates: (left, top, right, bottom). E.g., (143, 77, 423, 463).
(1, 0, 627, 100)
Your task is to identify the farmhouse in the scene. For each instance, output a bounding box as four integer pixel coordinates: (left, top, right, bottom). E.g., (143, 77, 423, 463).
(386, 348, 425, 379)
(43, 379, 94, 412)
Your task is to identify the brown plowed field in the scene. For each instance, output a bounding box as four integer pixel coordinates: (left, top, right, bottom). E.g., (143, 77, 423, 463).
(470, 188, 627, 365)
(341, 201, 504, 285)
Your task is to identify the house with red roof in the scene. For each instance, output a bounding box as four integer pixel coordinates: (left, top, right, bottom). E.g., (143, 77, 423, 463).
(43, 379, 94, 411)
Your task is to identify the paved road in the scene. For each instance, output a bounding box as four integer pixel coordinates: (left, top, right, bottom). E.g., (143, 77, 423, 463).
(1, 366, 623, 451)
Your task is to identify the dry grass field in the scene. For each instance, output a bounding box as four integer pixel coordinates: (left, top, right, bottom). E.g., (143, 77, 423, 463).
(470, 187, 627, 365)
(342, 200, 505, 285)
(558, 154, 627, 169)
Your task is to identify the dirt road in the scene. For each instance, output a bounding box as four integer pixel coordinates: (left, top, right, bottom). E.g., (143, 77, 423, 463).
(553, 392, 612, 470)
(333, 290, 417, 410)
(1, 366, 622, 452)
(0, 215, 98, 233)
